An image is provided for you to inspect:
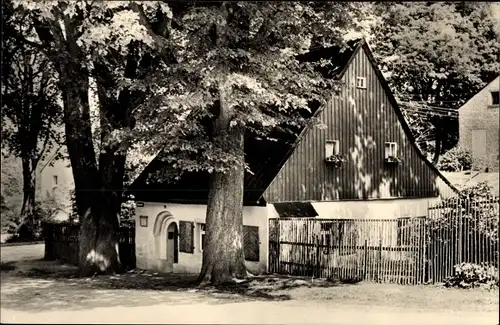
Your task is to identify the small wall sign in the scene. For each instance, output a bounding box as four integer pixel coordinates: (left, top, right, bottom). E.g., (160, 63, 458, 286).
(136, 202, 144, 207)
(139, 215, 148, 227)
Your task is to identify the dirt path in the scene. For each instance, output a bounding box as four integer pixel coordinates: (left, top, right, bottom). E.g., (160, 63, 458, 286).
(1, 245, 498, 324)
(0, 243, 44, 263)
(2, 298, 497, 325)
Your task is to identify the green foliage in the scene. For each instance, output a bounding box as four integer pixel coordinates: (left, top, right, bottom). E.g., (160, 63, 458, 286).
(13, 0, 372, 184)
(371, 2, 500, 157)
(444, 262, 499, 289)
(429, 182, 499, 244)
(2, 0, 63, 162)
(0, 156, 23, 233)
(69, 189, 135, 225)
(130, 2, 371, 179)
(5, 196, 61, 241)
(436, 146, 473, 172)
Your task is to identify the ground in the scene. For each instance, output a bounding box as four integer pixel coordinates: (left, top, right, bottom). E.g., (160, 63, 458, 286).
(1, 244, 499, 324)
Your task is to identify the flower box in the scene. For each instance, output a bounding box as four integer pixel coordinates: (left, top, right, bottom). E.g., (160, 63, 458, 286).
(325, 154, 346, 168)
(384, 156, 402, 166)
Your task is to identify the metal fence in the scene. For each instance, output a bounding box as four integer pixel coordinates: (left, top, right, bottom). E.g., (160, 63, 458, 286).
(43, 222, 136, 270)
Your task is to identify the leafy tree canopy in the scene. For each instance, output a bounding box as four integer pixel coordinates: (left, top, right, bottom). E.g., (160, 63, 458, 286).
(370, 2, 500, 160)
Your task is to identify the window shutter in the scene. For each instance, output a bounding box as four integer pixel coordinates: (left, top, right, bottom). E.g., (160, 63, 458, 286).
(243, 226, 260, 262)
(179, 221, 194, 253)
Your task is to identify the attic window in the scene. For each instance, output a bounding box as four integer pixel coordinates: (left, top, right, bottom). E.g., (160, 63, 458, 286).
(491, 91, 499, 106)
(53, 175, 58, 185)
(356, 77, 366, 89)
(325, 140, 340, 158)
(384, 142, 398, 159)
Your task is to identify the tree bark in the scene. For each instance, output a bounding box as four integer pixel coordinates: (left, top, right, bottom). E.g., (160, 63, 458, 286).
(33, 13, 129, 276)
(58, 63, 122, 276)
(17, 157, 37, 241)
(78, 188, 122, 276)
(198, 80, 247, 285)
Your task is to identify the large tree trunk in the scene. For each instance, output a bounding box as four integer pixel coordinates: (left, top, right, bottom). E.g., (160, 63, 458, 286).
(58, 64, 122, 276)
(17, 157, 37, 241)
(78, 187, 122, 276)
(198, 82, 247, 285)
(33, 16, 125, 276)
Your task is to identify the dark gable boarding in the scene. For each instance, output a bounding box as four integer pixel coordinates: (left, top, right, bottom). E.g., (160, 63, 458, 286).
(264, 40, 458, 202)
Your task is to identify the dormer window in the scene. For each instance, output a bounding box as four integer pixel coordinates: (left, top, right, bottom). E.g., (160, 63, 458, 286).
(356, 77, 366, 89)
(491, 91, 499, 106)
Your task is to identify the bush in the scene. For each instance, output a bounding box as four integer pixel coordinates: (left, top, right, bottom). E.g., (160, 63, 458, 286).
(436, 146, 472, 172)
(69, 189, 136, 225)
(444, 262, 499, 289)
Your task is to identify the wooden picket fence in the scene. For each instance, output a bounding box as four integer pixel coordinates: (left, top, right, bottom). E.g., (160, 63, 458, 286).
(269, 196, 499, 285)
(268, 217, 427, 285)
(426, 195, 499, 283)
(43, 222, 136, 270)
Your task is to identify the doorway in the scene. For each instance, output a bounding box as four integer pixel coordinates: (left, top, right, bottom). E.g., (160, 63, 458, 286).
(166, 222, 179, 265)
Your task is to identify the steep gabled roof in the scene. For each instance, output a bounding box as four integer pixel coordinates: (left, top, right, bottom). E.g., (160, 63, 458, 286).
(129, 40, 362, 205)
(356, 40, 459, 195)
(130, 39, 459, 204)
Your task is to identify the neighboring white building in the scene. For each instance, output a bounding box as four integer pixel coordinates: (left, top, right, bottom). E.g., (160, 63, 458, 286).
(458, 75, 500, 172)
(37, 145, 74, 222)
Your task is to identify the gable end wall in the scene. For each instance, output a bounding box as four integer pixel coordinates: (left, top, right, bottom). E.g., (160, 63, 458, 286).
(265, 47, 454, 203)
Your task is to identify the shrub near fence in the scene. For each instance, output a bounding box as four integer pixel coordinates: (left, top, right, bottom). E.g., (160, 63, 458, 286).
(269, 195, 499, 286)
(427, 195, 499, 284)
(43, 223, 136, 270)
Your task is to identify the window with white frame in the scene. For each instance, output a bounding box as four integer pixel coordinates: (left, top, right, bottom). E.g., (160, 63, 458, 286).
(384, 142, 398, 159)
(356, 77, 366, 89)
(325, 140, 340, 159)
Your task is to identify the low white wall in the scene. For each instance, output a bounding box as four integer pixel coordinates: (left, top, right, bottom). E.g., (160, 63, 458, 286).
(310, 197, 440, 219)
(135, 202, 269, 275)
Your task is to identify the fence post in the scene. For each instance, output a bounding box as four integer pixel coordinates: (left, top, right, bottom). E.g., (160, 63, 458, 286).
(315, 236, 321, 278)
(377, 239, 382, 282)
(363, 239, 368, 280)
(457, 197, 463, 265)
(277, 219, 281, 274)
(43, 223, 55, 261)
